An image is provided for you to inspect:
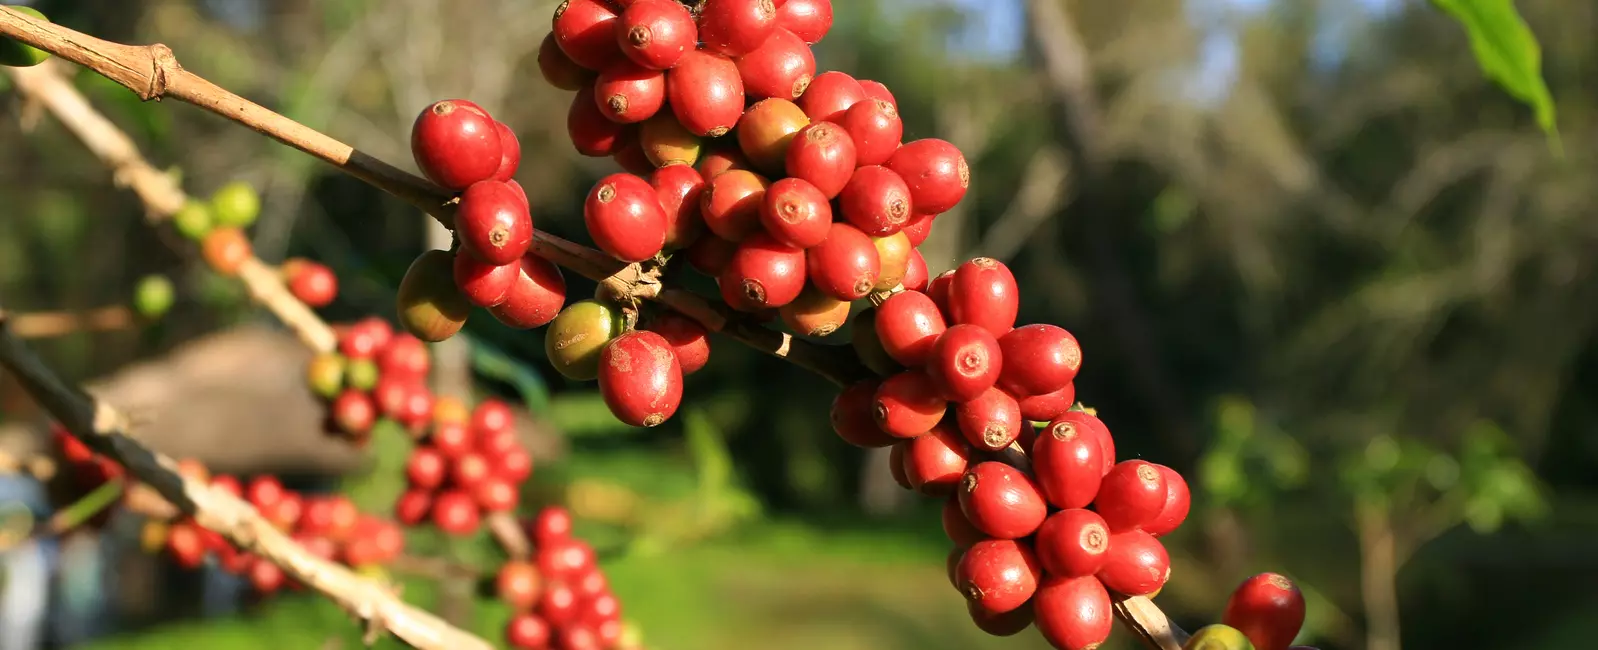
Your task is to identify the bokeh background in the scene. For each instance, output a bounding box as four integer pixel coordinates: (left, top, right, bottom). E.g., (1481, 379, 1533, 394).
(1, 0, 1594, 648)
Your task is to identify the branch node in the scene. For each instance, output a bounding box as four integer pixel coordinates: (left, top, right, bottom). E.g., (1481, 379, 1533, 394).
(142, 44, 179, 101)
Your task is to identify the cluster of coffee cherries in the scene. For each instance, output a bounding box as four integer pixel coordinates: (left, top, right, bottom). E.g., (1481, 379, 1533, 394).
(499, 507, 641, 650)
(395, 398, 534, 535)
(1182, 573, 1314, 650)
(306, 318, 436, 440)
(167, 180, 265, 278)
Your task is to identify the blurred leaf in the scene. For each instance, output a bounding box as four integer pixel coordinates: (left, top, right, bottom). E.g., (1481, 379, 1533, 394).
(342, 419, 412, 513)
(1431, 0, 1561, 152)
(546, 393, 636, 438)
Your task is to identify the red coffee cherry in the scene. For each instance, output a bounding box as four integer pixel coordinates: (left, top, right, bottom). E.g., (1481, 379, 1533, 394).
(872, 370, 946, 438)
(941, 495, 985, 548)
(955, 387, 1022, 452)
(284, 259, 338, 308)
(666, 50, 745, 137)
(573, 568, 609, 600)
(838, 99, 903, 167)
(537, 537, 597, 578)
(538, 32, 596, 90)
(785, 122, 857, 198)
(332, 389, 377, 435)
(1049, 410, 1114, 476)
(888, 444, 912, 489)
(457, 181, 534, 265)
(1035, 509, 1111, 578)
(858, 79, 897, 107)
(537, 581, 582, 627)
(850, 308, 902, 377)
(451, 451, 493, 490)
(1096, 529, 1170, 596)
(1031, 417, 1105, 510)
(594, 60, 666, 125)
(395, 489, 433, 525)
(1033, 575, 1114, 650)
(901, 422, 971, 496)
(1144, 465, 1191, 537)
(1017, 382, 1076, 423)
(597, 330, 683, 427)
(840, 165, 913, 236)
(492, 446, 534, 484)
(411, 100, 503, 190)
(496, 561, 543, 610)
(506, 614, 553, 649)
(452, 253, 519, 308)
(776, 0, 833, 43)
(806, 222, 879, 300)
(685, 234, 738, 276)
(1094, 460, 1168, 532)
(643, 310, 711, 375)
(245, 475, 285, 510)
(736, 27, 814, 101)
(697, 143, 751, 179)
(831, 381, 896, 448)
(926, 324, 1002, 402)
(874, 290, 948, 367)
(968, 600, 1034, 637)
(378, 334, 431, 380)
(492, 122, 521, 182)
(887, 138, 970, 214)
(796, 71, 864, 122)
(431, 490, 482, 535)
(568, 87, 630, 157)
(552, 0, 623, 70)
(474, 476, 520, 512)
(947, 257, 1018, 337)
(640, 112, 701, 168)
(472, 399, 516, 436)
(701, 169, 770, 242)
(955, 539, 1041, 616)
(996, 324, 1082, 397)
(339, 317, 394, 359)
(1223, 573, 1306, 650)
(405, 446, 448, 490)
(489, 254, 567, 329)
(612, 131, 656, 174)
(903, 249, 928, 292)
(697, 0, 778, 57)
(430, 421, 475, 458)
(902, 211, 936, 246)
(649, 163, 707, 250)
(719, 233, 806, 311)
(248, 557, 286, 593)
(760, 177, 831, 248)
(165, 522, 208, 569)
(616, 0, 695, 70)
(738, 98, 811, 174)
(373, 375, 412, 418)
(585, 173, 668, 262)
(529, 506, 573, 546)
(926, 269, 955, 316)
(870, 232, 912, 291)
(779, 287, 850, 336)
(959, 461, 1047, 539)
(201, 227, 252, 276)
(557, 626, 603, 650)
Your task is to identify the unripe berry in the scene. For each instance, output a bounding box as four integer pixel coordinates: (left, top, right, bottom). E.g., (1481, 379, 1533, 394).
(1223, 573, 1306, 650)
(666, 50, 745, 137)
(585, 173, 668, 262)
(958, 461, 1047, 539)
(735, 28, 815, 101)
(640, 113, 702, 169)
(594, 60, 666, 124)
(211, 181, 261, 229)
(784, 122, 857, 198)
(901, 422, 971, 496)
(397, 250, 472, 342)
(796, 71, 864, 122)
(996, 324, 1081, 397)
(872, 370, 946, 438)
(457, 180, 534, 265)
(597, 331, 684, 427)
(955, 539, 1041, 616)
(488, 253, 567, 330)
(172, 201, 214, 240)
(539, 33, 597, 90)
(874, 290, 947, 367)
(806, 222, 879, 300)
(552, 0, 623, 70)
(760, 177, 831, 248)
(616, 0, 696, 70)
(0, 6, 53, 67)
(1031, 416, 1105, 510)
(776, 0, 833, 43)
(738, 98, 811, 174)
(701, 169, 770, 242)
(1033, 575, 1114, 650)
(649, 163, 707, 250)
(642, 310, 711, 375)
(719, 233, 806, 311)
(1034, 508, 1111, 578)
(547, 300, 624, 381)
(411, 100, 503, 190)
(201, 227, 252, 276)
(569, 87, 631, 157)
(888, 138, 970, 214)
(871, 231, 913, 291)
(831, 381, 896, 448)
(305, 353, 346, 398)
(840, 165, 913, 236)
(697, 0, 779, 57)
(1096, 529, 1170, 596)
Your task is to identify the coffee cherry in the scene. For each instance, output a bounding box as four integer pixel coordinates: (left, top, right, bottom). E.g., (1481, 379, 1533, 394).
(736, 28, 814, 101)
(871, 231, 913, 291)
(956, 539, 1041, 616)
(697, 143, 752, 179)
(506, 614, 553, 649)
(283, 259, 338, 308)
(785, 122, 857, 198)
(779, 286, 851, 336)
(926, 325, 1001, 402)
(945, 257, 1019, 337)
(261, 491, 303, 531)
(201, 227, 252, 276)
(701, 169, 770, 242)
(719, 233, 806, 311)
(557, 625, 603, 650)
(475, 476, 520, 512)
(1031, 417, 1105, 510)
(685, 234, 738, 276)
(902, 211, 936, 246)
(538, 537, 598, 578)
(806, 222, 879, 300)
(458, 181, 534, 265)
(888, 138, 969, 214)
(839, 165, 912, 236)
(492, 445, 535, 484)
(1095, 460, 1168, 532)
(397, 250, 472, 342)
(838, 99, 903, 167)
(926, 270, 955, 316)
(248, 556, 287, 593)
(573, 568, 609, 600)
(595, 60, 666, 123)
(341, 317, 394, 358)
(489, 254, 567, 329)
(546, 300, 623, 381)
(529, 507, 574, 546)
(649, 163, 707, 249)
(492, 122, 522, 183)
(245, 475, 286, 511)
(538, 580, 582, 626)
(1145, 465, 1191, 537)
(0, 6, 53, 67)
(597, 331, 683, 427)
(1186, 625, 1258, 650)
(760, 177, 830, 248)
(959, 462, 1047, 540)
(903, 249, 929, 292)
(874, 290, 947, 367)
(873, 370, 945, 438)
(452, 253, 518, 308)
(1033, 574, 1113, 650)
(969, 599, 1035, 637)
(666, 50, 745, 137)
(172, 201, 214, 240)
(569, 87, 631, 156)
(858, 79, 897, 107)
(941, 496, 985, 548)
(996, 324, 1081, 397)
(1050, 410, 1114, 476)
(1018, 383, 1075, 423)
(698, 0, 778, 57)
(164, 522, 208, 569)
(585, 173, 668, 262)
(1035, 509, 1110, 578)
(797, 71, 864, 122)
(850, 308, 903, 377)
(452, 451, 493, 490)
(640, 114, 702, 169)
(553, 0, 623, 70)
(642, 310, 710, 375)
(776, 0, 832, 43)
(612, 132, 657, 174)
(411, 100, 502, 190)
(431, 490, 481, 535)
(539, 33, 596, 90)
(831, 381, 896, 448)
(472, 399, 515, 436)
(374, 375, 412, 417)
(305, 353, 345, 398)
(430, 421, 475, 458)
(617, 0, 695, 70)
(1096, 529, 1169, 596)
(406, 447, 448, 489)
(211, 180, 261, 229)
(343, 356, 378, 391)
(332, 389, 377, 435)
(956, 387, 1022, 452)
(1223, 573, 1305, 650)
(901, 422, 971, 496)
(738, 100, 811, 174)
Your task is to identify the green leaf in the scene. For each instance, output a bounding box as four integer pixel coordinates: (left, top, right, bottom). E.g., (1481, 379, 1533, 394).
(1431, 0, 1561, 153)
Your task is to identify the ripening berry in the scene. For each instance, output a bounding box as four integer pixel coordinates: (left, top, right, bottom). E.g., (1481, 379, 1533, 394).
(546, 300, 623, 381)
(1094, 460, 1168, 532)
(569, 87, 631, 157)
(719, 233, 806, 311)
(666, 50, 745, 137)
(643, 310, 711, 375)
(959, 461, 1047, 539)
(1033, 575, 1114, 650)
(616, 0, 696, 70)
(201, 227, 252, 276)
(640, 113, 702, 169)
(760, 177, 831, 248)
(779, 286, 851, 336)
(955, 539, 1041, 616)
(831, 381, 896, 448)
(585, 173, 668, 262)
(488, 253, 567, 330)
(697, 0, 779, 57)
(411, 100, 503, 190)
(996, 324, 1081, 397)
(785, 122, 857, 199)
(594, 60, 667, 123)
(796, 71, 864, 123)
(1031, 417, 1105, 510)
(457, 180, 534, 265)
(738, 99, 812, 174)
(553, 0, 623, 70)
(901, 422, 971, 496)
(538, 33, 597, 90)
(305, 353, 345, 399)
(1096, 529, 1170, 596)
(597, 331, 683, 427)
(283, 259, 338, 308)
(701, 169, 770, 242)
(776, 0, 833, 43)
(874, 290, 948, 367)
(397, 250, 472, 342)
(1223, 573, 1306, 650)
(888, 138, 970, 214)
(872, 370, 946, 438)
(1034, 509, 1111, 578)
(871, 232, 913, 291)
(736, 28, 815, 101)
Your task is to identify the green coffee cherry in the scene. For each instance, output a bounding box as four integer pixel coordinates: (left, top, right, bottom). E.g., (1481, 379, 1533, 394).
(1183, 624, 1256, 650)
(305, 353, 347, 399)
(345, 358, 380, 391)
(210, 181, 260, 228)
(545, 300, 623, 381)
(171, 201, 214, 240)
(0, 7, 53, 68)
(132, 275, 175, 319)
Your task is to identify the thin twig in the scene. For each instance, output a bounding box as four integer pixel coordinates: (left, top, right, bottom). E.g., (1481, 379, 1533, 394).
(8, 306, 133, 339)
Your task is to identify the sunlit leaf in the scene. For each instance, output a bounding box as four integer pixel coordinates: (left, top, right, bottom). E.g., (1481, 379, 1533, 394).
(1431, 0, 1561, 152)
